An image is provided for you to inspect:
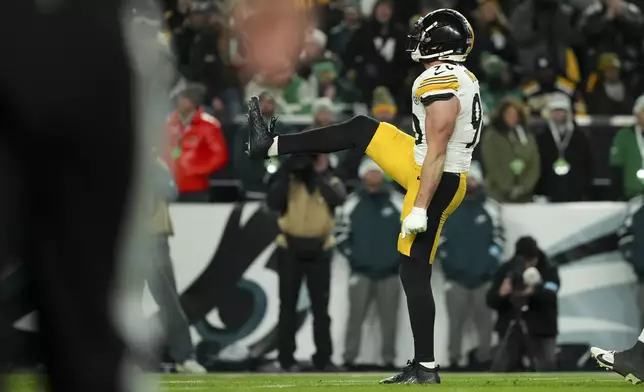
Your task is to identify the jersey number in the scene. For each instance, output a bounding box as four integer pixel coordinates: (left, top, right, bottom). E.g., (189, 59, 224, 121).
(466, 93, 482, 148)
(412, 114, 423, 145)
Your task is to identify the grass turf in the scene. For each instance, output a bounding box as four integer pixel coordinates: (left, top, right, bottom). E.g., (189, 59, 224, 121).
(4, 372, 636, 392)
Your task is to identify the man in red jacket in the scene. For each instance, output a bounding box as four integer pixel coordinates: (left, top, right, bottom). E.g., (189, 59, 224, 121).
(166, 84, 229, 202)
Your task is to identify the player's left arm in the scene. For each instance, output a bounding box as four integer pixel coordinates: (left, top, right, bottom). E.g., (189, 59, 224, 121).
(414, 97, 460, 209)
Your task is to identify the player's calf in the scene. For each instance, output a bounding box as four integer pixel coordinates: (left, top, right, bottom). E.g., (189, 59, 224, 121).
(245, 97, 380, 158)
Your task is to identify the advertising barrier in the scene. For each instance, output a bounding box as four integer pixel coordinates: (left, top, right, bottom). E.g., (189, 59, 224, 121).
(136, 202, 641, 367)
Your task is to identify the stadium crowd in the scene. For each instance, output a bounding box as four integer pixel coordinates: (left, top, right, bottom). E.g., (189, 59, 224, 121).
(147, 0, 644, 203)
(135, 0, 644, 373)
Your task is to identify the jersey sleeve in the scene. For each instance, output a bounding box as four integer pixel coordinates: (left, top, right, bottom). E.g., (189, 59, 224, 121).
(414, 73, 460, 106)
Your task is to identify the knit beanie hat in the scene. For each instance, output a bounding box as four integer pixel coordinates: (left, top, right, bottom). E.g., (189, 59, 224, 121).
(358, 158, 384, 178)
(371, 86, 397, 117)
(634, 94, 644, 115)
(597, 52, 621, 71)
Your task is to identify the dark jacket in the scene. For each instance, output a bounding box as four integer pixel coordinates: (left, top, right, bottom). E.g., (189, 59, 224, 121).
(578, 1, 644, 76)
(535, 122, 594, 202)
(511, 0, 581, 79)
(437, 192, 504, 289)
(336, 187, 403, 279)
(618, 196, 644, 281)
(584, 74, 637, 115)
(487, 252, 560, 337)
(342, 16, 409, 106)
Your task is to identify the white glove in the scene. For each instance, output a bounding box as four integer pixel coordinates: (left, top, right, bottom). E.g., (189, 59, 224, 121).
(401, 207, 428, 239)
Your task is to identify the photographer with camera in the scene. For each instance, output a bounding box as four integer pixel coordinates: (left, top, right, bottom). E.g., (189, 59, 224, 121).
(487, 236, 560, 372)
(266, 153, 346, 372)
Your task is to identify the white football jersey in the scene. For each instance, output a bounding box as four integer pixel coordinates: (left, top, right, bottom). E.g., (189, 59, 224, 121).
(411, 62, 482, 173)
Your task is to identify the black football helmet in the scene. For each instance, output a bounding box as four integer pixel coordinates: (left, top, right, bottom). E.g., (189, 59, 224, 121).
(406, 9, 474, 63)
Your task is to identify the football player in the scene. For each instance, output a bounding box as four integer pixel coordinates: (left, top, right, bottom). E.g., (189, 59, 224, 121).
(246, 9, 481, 384)
(591, 333, 644, 385)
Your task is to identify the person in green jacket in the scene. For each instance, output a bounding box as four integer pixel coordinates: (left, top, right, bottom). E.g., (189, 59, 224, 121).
(437, 162, 502, 369)
(336, 158, 403, 370)
(610, 94, 644, 200)
(481, 99, 541, 203)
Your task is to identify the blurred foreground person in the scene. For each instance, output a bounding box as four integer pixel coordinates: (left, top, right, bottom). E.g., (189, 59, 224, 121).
(591, 328, 644, 385)
(144, 151, 206, 374)
(0, 1, 155, 391)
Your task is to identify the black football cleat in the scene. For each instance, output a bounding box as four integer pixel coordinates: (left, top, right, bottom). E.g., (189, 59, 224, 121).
(245, 96, 277, 159)
(379, 360, 416, 384)
(411, 363, 441, 384)
(591, 344, 644, 385)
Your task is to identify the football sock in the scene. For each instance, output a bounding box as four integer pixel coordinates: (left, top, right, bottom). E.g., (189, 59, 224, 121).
(268, 136, 279, 157)
(399, 255, 436, 363)
(419, 362, 437, 369)
(277, 115, 380, 155)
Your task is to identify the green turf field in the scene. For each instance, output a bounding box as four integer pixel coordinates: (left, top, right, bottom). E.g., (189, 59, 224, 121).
(4, 372, 638, 392)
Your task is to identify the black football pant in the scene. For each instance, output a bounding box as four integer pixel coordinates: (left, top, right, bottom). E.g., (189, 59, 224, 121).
(0, 1, 136, 391)
(277, 247, 332, 368)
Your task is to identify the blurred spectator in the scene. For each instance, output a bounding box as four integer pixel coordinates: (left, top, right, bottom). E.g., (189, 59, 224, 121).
(315, 0, 345, 32)
(510, 0, 582, 83)
(343, 0, 408, 108)
(165, 83, 229, 202)
(335, 87, 398, 190)
(163, 0, 191, 33)
(174, 1, 240, 120)
(245, 60, 315, 114)
(482, 100, 540, 203)
(584, 53, 637, 115)
(370, 86, 398, 124)
(328, 0, 362, 56)
(299, 29, 337, 81)
(234, 92, 295, 199)
(336, 158, 402, 370)
(479, 53, 522, 114)
(438, 164, 502, 370)
(312, 98, 336, 127)
(609, 95, 644, 200)
(487, 237, 560, 372)
(577, 0, 644, 86)
(467, 0, 515, 82)
(267, 153, 346, 372)
(521, 55, 586, 117)
(146, 151, 206, 373)
(312, 60, 362, 104)
(535, 93, 593, 202)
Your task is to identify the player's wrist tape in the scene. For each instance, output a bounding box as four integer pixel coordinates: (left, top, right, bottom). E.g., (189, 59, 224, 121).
(411, 207, 427, 216)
